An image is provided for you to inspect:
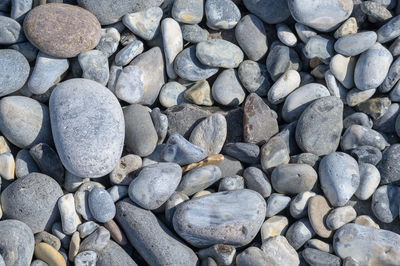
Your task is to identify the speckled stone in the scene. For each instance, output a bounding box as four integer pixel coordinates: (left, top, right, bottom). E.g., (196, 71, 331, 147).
(74, 251, 97, 266)
(346, 88, 376, 107)
(377, 15, 400, 43)
(238, 60, 270, 96)
(181, 24, 209, 43)
(334, 31, 377, 56)
(150, 108, 168, 144)
(58, 193, 81, 235)
(114, 65, 144, 104)
(235, 247, 269, 266)
(377, 144, 400, 184)
(205, 0, 240, 30)
(271, 164, 317, 195)
(9, 41, 38, 63)
(304, 35, 335, 61)
(330, 54, 356, 89)
(114, 40, 144, 66)
(159, 81, 187, 108)
(172, 0, 203, 24)
(184, 80, 213, 106)
(35, 231, 61, 251)
(341, 125, 389, 151)
(218, 175, 244, 191)
(173, 189, 266, 248)
(308, 195, 333, 238)
(355, 163, 380, 200)
(109, 154, 141, 185)
(96, 27, 120, 57)
(212, 69, 246, 106)
(290, 191, 316, 219)
(350, 146, 382, 165)
(0, 49, 30, 97)
(122, 7, 163, 40)
(1, 173, 63, 233)
(24, 3, 101, 58)
(357, 97, 391, 120)
(196, 39, 244, 68)
(242, 167, 271, 198)
(286, 218, 315, 250)
(78, 50, 109, 85)
(261, 236, 300, 265)
(88, 187, 115, 223)
(50, 79, 124, 178)
(334, 17, 357, 38)
(223, 143, 259, 164)
(0, 16, 25, 44)
(261, 216, 289, 241)
(243, 0, 290, 24)
(371, 185, 400, 223)
(79, 226, 110, 253)
(265, 193, 291, 217)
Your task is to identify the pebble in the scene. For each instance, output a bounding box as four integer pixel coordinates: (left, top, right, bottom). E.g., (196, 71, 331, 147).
(334, 17, 358, 38)
(177, 164, 221, 196)
(196, 39, 243, 68)
(302, 248, 341, 266)
(165, 192, 189, 226)
(184, 80, 213, 106)
(74, 192, 93, 221)
(304, 35, 335, 61)
(96, 27, 120, 57)
(162, 134, 208, 165)
(350, 145, 382, 165)
(341, 125, 389, 151)
(346, 88, 376, 107)
(0, 219, 34, 265)
(371, 185, 400, 223)
(357, 97, 391, 119)
(114, 40, 144, 66)
(242, 0, 290, 24)
(260, 136, 290, 171)
(205, 0, 240, 30)
(52, 222, 71, 250)
(122, 7, 163, 40)
(330, 54, 356, 89)
(96, 240, 137, 266)
(261, 236, 300, 265)
(333, 224, 400, 265)
(0, 16, 25, 44)
(261, 216, 289, 241)
(377, 14, 400, 43)
(78, 222, 99, 239)
(58, 193, 81, 235)
(34, 243, 66, 266)
(109, 154, 142, 185)
(50, 79, 124, 178)
(235, 15, 268, 61)
(114, 65, 144, 104)
(218, 175, 245, 191)
(290, 191, 316, 219)
(35, 231, 61, 251)
(78, 50, 109, 85)
(334, 31, 377, 57)
(212, 69, 246, 106)
(223, 143, 259, 164)
(241, 167, 271, 197)
(88, 187, 115, 223)
(265, 193, 291, 217)
(189, 113, 227, 155)
(374, 103, 400, 133)
(159, 81, 187, 108)
(161, 18, 183, 79)
(198, 244, 236, 265)
(172, 0, 203, 24)
(116, 199, 199, 265)
(380, 57, 400, 93)
(354, 215, 380, 229)
(361, 1, 392, 22)
(266, 44, 290, 81)
(285, 218, 315, 250)
(295, 23, 317, 43)
(10, 41, 38, 63)
(123, 104, 158, 157)
(79, 226, 110, 253)
(272, 164, 317, 195)
(377, 144, 400, 184)
(355, 163, 381, 200)
(277, 24, 297, 47)
(343, 112, 373, 128)
(235, 247, 269, 266)
(74, 251, 97, 266)
(0, 49, 30, 97)
(29, 143, 64, 184)
(10, 0, 31, 21)
(150, 108, 168, 144)
(173, 189, 266, 247)
(24, 3, 101, 58)
(305, 239, 333, 253)
(326, 206, 356, 230)
(238, 60, 269, 96)
(31, 260, 48, 266)
(268, 70, 301, 104)
(68, 232, 79, 261)
(308, 195, 333, 238)
(28, 51, 69, 94)
(181, 24, 209, 43)
(0, 152, 14, 180)
(325, 70, 348, 101)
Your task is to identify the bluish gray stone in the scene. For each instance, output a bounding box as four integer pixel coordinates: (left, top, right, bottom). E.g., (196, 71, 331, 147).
(325, 70, 347, 101)
(96, 27, 120, 57)
(304, 35, 335, 61)
(165, 192, 189, 226)
(15, 149, 39, 179)
(1, 173, 63, 233)
(172, 0, 203, 24)
(88, 187, 116, 223)
(75, 251, 97, 266)
(78, 50, 110, 85)
(115, 65, 144, 104)
(285, 218, 315, 250)
(0, 49, 29, 96)
(122, 7, 163, 40)
(326, 206, 356, 230)
(217, 155, 243, 178)
(243, 0, 290, 24)
(218, 175, 245, 191)
(97, 240, 137, 266)
(107, 185, 129, 202)
(159, 81, 187, 108)
(260, 136, 290, 171)
(290, 191, 316, 219)
(161, 134, 207, 165)
(114, 40, 144, 66)
(350, 146, 382, 165)
(373, 103, 400, 133)
(302, 248, 341, 266)
(173, 189, 266, 248)
(181, 24, 208, 43)
(212, 69, 246, 106)
(177, 165, 221, 196)
(243, 167, 271, 198)
(271, 164, 317, 195)
(0, 16, 25, 44)
(235, 247, 269, 266)
(377, 144, 400, 184)
(377, 14, 400, 43)
(265, 193, 291, 217)
(361, 1, 392, 21)
(223, 143, 259, 164)
(50, 79, 125, 178)
(29, 143, 64, 184)
(205, 0, 240, 30)
(266, 44, 290, 81)
(10, 0, 32, 22)
(343, 112, 373, 129)
(378, 55, 400, 93)
(196, 39, 243, 68)
(52, 222, 71, 250)
(295, 23, 317, 43)
(238, 60, 270, 96)
(150, 107, 168, 144)
(261, 236, 300, 265)
(334, 31, 377, 56)
(341, 125, 389, 151)
(78, 221, 99, 239)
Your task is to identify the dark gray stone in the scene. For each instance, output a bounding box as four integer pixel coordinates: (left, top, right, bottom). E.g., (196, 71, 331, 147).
(271, 164, 318, 195)
(380, 57, 400, 93)
(373, 103, 400, 133)
(79, 226, 110, 253)
(212, 69, 246, 106)
(161, 134, 207, 165)
(223, 143, 259, 164)
(29, 143, 64, 184)
(88, 187, 116, 223)
(238, 60, 270, 96)
(265, 193, 291, 217)
(0, 49, 29, 96)
(378, 144, 400, 184)
(377, 14, 400, 43)
(235, 247, 269, 266)
(218, 175, 245, 191)
(150, 107, 168, 144)
(304, 35, 335, 61)
(266, 44, 290, 81)
(9, 41, 38, 63)
(343, 112, 373, 129)
(285, 218, 315, 250)
(242, 167, 271, 198)
(260, 136, 290, 171)
(243, 0, 290, 24)
(78, 50, 110, 85)
(181, 24, 208, 43)
(302, 248, 341, 266)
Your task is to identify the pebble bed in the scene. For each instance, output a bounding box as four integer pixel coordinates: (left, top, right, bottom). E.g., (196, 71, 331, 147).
(0, 0, 400, 265)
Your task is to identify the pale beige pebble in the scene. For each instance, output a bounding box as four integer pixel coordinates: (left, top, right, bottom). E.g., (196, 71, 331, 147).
(192, 190, 212, 198)
(0, 152, 15, 180)
(308, 195, 333, 238)
(305, 239, 334, 253)
(68, 231, 80, 262)
(354, 215, 380, 229)
(330, 54, 356, 89)
(310, 64, 329, 79)
(109, 154, 142, 185)
(104, 219, 128, 246)
(35, 242, 66, 266)
(182, 154, 224, 173)
(0, 136, 11, 154)
(58, 193, 81, 235)
(261, 216, 289, 242)
(334, 17, 358, 39)
(184, 80, 214, 106)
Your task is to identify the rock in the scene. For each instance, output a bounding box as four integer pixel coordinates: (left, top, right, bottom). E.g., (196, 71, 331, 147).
(268, 70, 301, 104)
(128, 162, 182, 210)
(150, 108, 168, 144)
(97, 240, 137, 266)
(198, 244, 236, 265)
(357, 97, 391, 120)
(114, 65, 144, 104)
(116, 199, 199, 265)
(242, 0, 290, 24)
(346, 88, 376, 107)
(235, 15, 267, 61)
(294, 23, 317, 43)
(308, 195, 333, 238)
(380, 57, 400, 93)
(184, 80, 213, 106)
(343, 112, 373, 129)
(50, 79, 124, 178)
(109, 154, 142, 185)
(304, 35, 335, 61)
(330, 54, 356, 89)
(361, 1, 392, 21)
(159, 81, 187, 108)
(24, 3, 101, 58)
(205, 0, 240, 30)
(286, 218, 315, 250)
(326, 206, 356, 230)
(334, 17, 358, 38)
(114, 40, 144, 66)
(68, 232, 80, 261)
(377, 144, 400, 184)
(0, 49, 30, 96)
(162, 134, 208, 165)
(355, 163, 380, 200)
(79, 226, 110, 253)
(2, 173, 63, 233)
(177, 165, 221, 196)
(0, 152, 14, 180)
(305, 239, 333, 253)
(107, 186, 129, 202)
(96, 27, 120, 57)
(236, 247, 269, 266)
(189, 114, 227, 155)
(10, 41, 38, 63)
(325, 70, 348, 102)
(58, 193, 81, 235)
(266, 44, 290, 81)
(78, 222, 99, 239)
(302, 248, 341, 266)
(51, 222, 71, 250)
(242, 167, 271, 197)
(374, 103, 400, 133)
(74, 191, 94, 221)
(277, 23, 297, 47)
(88, 188, 115, 223)
(10, 0, 31, 22)
(78, 50, 109, 85)
(172, 0, 203, 24)
(34, 243, 66, 266)
(173, 189, 266, 247)
(290, 153, 319, 168)
(333, 224, 400, 265)
(243, 93, 279, 145)
(74, 251, 97, 266)
(319, 152, 360, 206)
(371, 185, 400, 223)
(0, 219, 34, 265)
(341, 125, 389, 151)
(29, 143, 64, 184)
(354, 43, 393, 91)
(265, 193, 291, 217)
(377, 14, 400, 43)
(122, 7, 163, 40)
(0, 96, 52, 148)
(350, 146, 382, 165)
(271, 164, 317, 195)
(196, 39, 244, 68)
(288, 0, 353, 32)
(165, 192, 189, 226)
(174, 46, 218, 81)
(181, 24, 208, 43)
(238, 60, 269, 96)
(334, 32, 377, 56)
(0, 16, 25, 44)
(223, 143, 259, 164)
(260, 136, 290, 171)
(261, 216, 289, 241)
(290, 191, 316, 219)
(218, 175, 245, 191)
(261, 236, 300, 265)
(354, 215, 380, 229)
(161, 18, 183, 79)
(212, 69, 246, 106)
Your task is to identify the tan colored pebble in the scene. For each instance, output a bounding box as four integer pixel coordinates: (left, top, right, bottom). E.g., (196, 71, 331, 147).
(0, 136, 11, 154)
(68, 231, 80, 262)
(182, 154, 224, 173)
(334, 17, 358, 39)
(308, 195, 333, 238)
(354, 215, 380, 229)
(261, 216, 289, 242)
(192, 190, 212, 198)
(305, 239, 333, 253)
(34, 242, 66, 266)
(184, 80, 214, 106)
(104, 219, 127, 246)
(0, 152, 15, 180)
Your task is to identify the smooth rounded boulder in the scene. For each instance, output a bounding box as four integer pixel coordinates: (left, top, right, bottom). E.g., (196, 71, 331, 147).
(49, 78, 125, 178)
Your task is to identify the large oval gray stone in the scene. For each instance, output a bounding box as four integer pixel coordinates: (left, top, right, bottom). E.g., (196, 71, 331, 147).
(0, 49, 30, 97)
(173, 189, 266, 248)
(334, 31, 377, 56)
(49, 78, 125, 178)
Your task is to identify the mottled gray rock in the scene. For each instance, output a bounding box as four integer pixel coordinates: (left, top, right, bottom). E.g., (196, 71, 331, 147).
(52, 222, 71, 250)
(290, 191, 316, 219)
(107, 185, 129, 202)
(75, 251, 97, 266)
(371, 185, 400, 223)
(236, 247, 268, 266)
(277, 23, 297, 47)
(271, 164, 317, 195)
(238, 60, 270, 96)
(343, 112, 373, 129)
(0, 49, 29, 96)
(334, 31, 377, 56)
(161, 134, 207, 165)
(223, 143, 259, 164)
(304, 35, 335, 61)
(302, 248, 341, 266)
(172, 0, 203, 24)
(326, 206, 356, 230)
(380, 57, 400, 94)
(350, 146, 382, 165)
(373, 103, 400, 133)
(288, 0, 353, 32)
(1, 173, 63, 233)
(260, 136, 290, 171)
(181, 24, 208, 43)
(165, 192, 189, 226)
(15, 149, 39, 179)
(58, 193, 81, 235)
(218, 175, 245, 191)
(355, 163, 381, 200)
(319, 152, 360, 206)
(198, 244, 236, 265)
(29, 143, 64, 184)
(268, 70, 301, 104)
(305, 239, 333, 253)
(128, 162, 182, 210)
(79, 226, 110, 253)
(173, 189, 266, 247)
(218, 155, 244, 178)
(78, 222, 99, 239)
(196, 39, 244, 68)
(261, 216, 289, 241)
(377, 144, 400, 184)
(325, 70, 348, 101)
(88, 187, 115, 223)
(286, 218, 315, 250)
(122, 7, 163, 40)
(212, 69, 246, 106)
(377, 14, 400, 43)
(361, 1, 392, 21)
(243, 0, 290, 24)
(265, 193, 291, 218)
(235, 15, 268, 61)
(114, 65, 144, 104)
(341, 125, 389, 151)
(357, 97, 391, 120)
(50, 79, 124, 178)
(96, 27, 120, 57)
(261, 236, 300, 265)
(159, 81, 187, 108)
(0, 219, 34, 265)
(295, 23, 317, 43)
(333, 224, 400, 265)
(346, 88, 376, 107)
(78, 50, 109, 85)
(354, 43, 393, 91)
(0, 16, 25, 44)
(10, 0, 32, 21)
(242, 167, 271, 198)
(116, 199, 199, 265)
(97, 240, 137, 266)
(31, 259, 48, 266)
(177, 165, 219, 196)
(205, 0, 240, 30)
(109, 154, 141, 185)
(266, 44, 290, 81)
(114, 40, 143, 66)
(9, 41, 38, 63)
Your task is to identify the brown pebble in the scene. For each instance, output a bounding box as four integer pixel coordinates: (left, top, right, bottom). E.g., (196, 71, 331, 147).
(308, 195, 333, 238)
(181, 154, 224, 173)
(68, 231, 80, 262)
(34, 242, 66, 266)
(104, 219, 128, 246)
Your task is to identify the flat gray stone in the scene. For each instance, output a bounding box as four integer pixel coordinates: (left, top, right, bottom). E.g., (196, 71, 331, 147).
(304, 35, 335, 61)
(261, 236, 300, 265)
(9, 41, 38, 63)
(150, 108, 168, 144)
(196, 39, 243, 68)
(235, 247, 269, 266)
(260, 136, 290, 171)
(265, 193, 291, 217)
(78, 50, 109, 85)
(243, 167, 271, 198)
(341, 125, 389, 151)
(29, 143, 64, 184)
(177, 165, 221, 196)
(79, 226, 110, 253)
(161, 17, 183, 79)
(302, 248, 341, 266)
(181, 24, 208, 43)
(15, 149, 39, 179)
(223, 143, 260, 164)
(159, 81, 187, 108)
(243, 0, 290, 24)
(334, 31, 377, 56)
(377, 14, 400, 43)
(271, 164, 317, 195)
(290, 191, 316, 219)
(0, 49, 30, 96)
(75, 251, 97, 266)
(212, 69, 246, 106)
(285, 218, 315, 250)
(350, 146, 382, 165)
(266, 44, 290, 81)
(218, 175, 245, 191)
(96, 27, 120, 57)
(355, 163, 381, 200)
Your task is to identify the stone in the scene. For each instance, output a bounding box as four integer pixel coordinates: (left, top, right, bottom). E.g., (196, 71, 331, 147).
(74, 251, 97, 266)
(218, 175, 245, 191)
(346, 88, 376, 107)
(0, 49, 30, 97)
(357, 97, 391, 119)
(380, 57, 400, 93)
(96, 240, 137, 266)
(10, 0, 32, 21)
(0, 16, 25, 44)
(1, 173, 63, 233)
(277, 23, 297, 47)
(114, 65, 144, 104)
(107, 186, 129, 202)
(205, 0, 240, 30)
(78, 222, 99, 239)
(122, 7, 163, 40)
(374, 103, 400, 133)
(0, 152, 14, 180)
(354, 215, 380, 229)
(29, 143, 64, 184)
(189, 114, 227, 155)
(305, 239, 333, 253)
(79, 226, 110, 253)
(31, 260, 49, 266)
(295, 23, 317, 43)
(116, 199, 199, 265)
(35, 231, 61, 251)
(334, 32, 377, 56)
(173, 189, 266, 247)
(377, 144, 400, 184)
(88, 187, 115, 223)
(236, 247, 269, 266)
(325, 70, 348, 101)
(351, 146, 382, 165)
(78, 50, 109, 85)
(261, 216, 289, 241)
(114, 40, 144, 66)
(198, 244, 236, 265)
(268, 70, 301, 104)
(52, 222, 71, 250)
(341, 125, 389, 151)
(161, 18, 183, 79)
(10, 41, 38, 63)
(361, 1, 392, 21)
(261, 236, 300, 265)
(159, 81, 187, 108)
(308, 195, 333, 238)
(242, 0, 290, 24)
(58, 193, 81, 235)
(266, 44, 290, 81)
(68, 232, 80, 262)
(333, 224, 400, 265)
(34, 243, 65, 266)
(172, 0, 203, 24)
(50, 79, 124, 178)
(0, 219, 34, 265)
(334, 17, 358, 38)
(212, 69, 246, 106)
(238, 60, 270, 96)
(74, 192, 93, 221)
(174, 46, 218, 81)
(302, 248, 341, 266)
(181, 24, 208, 43)
(326, 206, 356, 230)
(123, 104, 158, 157)
(355, 163, 381, 200)
(196, 39, 244, 68)
(290, 191, 316, 219)
(109, 154, 142, 185)
(24, 3, 101, 58)
(330, 54, 356, 89)
(288, 0, 353, 32)
(286, 218, 315, 250)
(304, 35, 335, 61)
(223, 143, 259, 164)
(96, 27, 120, 57)
(371, 185, 400, 223)
(184, 80, 213, 106)
(243, 93, 279, 145)
(344, 112, 373, 129)
(271, 164, 317, 195)
(260, 136, 290, 172)
(161, 134, 208, 165)
(235, 15, 268, 61)
(319, 152, 360, 206)
(177, 165, 221, 196)
(129, 162, 182, 210)
(165, 192, 189, 226)
(150, 108, 168, 144)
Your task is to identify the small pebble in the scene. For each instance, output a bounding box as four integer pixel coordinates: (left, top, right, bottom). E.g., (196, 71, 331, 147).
(260, 216, 289, 242)
(161, 134, 207, 165)
(265, 193, 291, 217)
(122, 7, 163, 40)
(58, 193, 81, 235)
(290, 191, 316, 219)
(196, 39, 243, 68)
(176, 165, 221, 196)
(355, 163, 381, 200)
(88, 187, 116, 223)
(326, 206, 356, 230)
(218, 175, 245, 191)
